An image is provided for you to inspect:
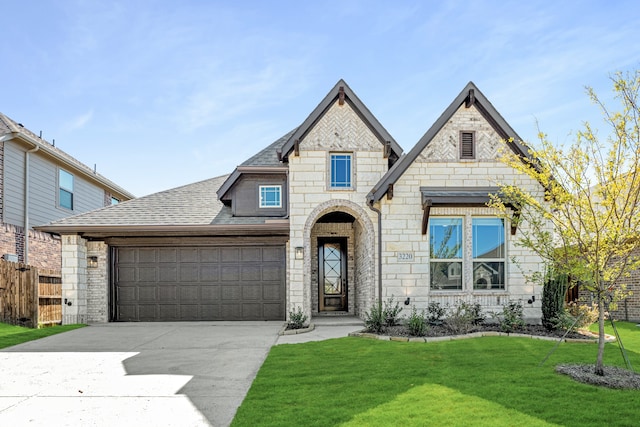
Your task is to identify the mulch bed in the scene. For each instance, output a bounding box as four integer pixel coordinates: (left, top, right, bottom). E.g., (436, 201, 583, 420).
(377, 323, 589, 340)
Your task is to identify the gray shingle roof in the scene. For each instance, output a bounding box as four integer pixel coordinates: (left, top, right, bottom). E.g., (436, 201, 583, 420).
(40, 174, 285, 229)
(241, 128, 296, 167)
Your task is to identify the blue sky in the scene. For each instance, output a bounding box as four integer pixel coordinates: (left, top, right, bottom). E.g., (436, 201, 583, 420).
(3, 0, 639, 197)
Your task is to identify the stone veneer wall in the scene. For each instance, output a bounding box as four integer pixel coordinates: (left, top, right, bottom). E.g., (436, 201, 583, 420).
(61, 235, 87, 324)
(288, 99, 385, 320)
(87, 241, 109, 323)
(376, 103, 547, 323)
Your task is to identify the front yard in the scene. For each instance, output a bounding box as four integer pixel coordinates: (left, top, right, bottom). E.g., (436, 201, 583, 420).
(233, 321, 640, 427)
(0, 323, 85, 349)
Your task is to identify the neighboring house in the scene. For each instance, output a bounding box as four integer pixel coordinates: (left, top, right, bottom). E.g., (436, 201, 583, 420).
(39, 80, 547, 325)
(0, 113, 134, 270)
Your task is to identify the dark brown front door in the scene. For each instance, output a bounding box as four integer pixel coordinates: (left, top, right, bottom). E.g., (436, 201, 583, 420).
(318, 238, 347, 311)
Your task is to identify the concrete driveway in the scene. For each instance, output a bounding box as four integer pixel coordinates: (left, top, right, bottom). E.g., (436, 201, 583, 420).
(0, 322, 283, 427)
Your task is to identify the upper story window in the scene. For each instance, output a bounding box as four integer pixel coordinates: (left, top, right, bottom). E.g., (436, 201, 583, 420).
(259, 185, 282, 208)
(330, 153, 352, 189)
(460, 131, 475, 159)
(111, 197, 120, 205)
(58, 169, 74, 210)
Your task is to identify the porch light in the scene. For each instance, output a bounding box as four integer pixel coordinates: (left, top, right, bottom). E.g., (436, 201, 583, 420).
(295, 247, 304, 260)
(87, 256, 98, 268)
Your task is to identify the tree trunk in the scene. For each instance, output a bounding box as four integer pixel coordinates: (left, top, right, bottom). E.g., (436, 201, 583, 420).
(595, 292, 606, 376)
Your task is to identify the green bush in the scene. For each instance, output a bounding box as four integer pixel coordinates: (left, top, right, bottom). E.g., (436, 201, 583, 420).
(427, 301, 447, 325)
(566, 302, 599, 329)
(444, 301, 482, 335)
(364, 302, 385, 333)
(287, 307, 308, 330)
(406, 305, 428, 337)
(542, 271, 568, 330)
(382, 296, 403, 327)
(494, 300, 525, 333)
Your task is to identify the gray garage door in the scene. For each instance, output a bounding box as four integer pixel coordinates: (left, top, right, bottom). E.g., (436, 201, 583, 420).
(113, 245, 285, 321)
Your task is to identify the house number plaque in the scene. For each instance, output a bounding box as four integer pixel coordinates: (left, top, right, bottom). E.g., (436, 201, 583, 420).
(396, 252, 414, 262)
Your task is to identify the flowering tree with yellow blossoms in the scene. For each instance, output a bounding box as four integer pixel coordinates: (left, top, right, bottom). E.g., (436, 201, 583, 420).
(490, 71, 640, 376)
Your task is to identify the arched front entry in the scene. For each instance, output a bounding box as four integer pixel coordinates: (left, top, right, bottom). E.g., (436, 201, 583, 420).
(303, 200, 376, 318)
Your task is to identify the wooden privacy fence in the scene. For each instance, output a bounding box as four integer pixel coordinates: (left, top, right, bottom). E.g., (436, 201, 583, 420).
(0, 259, 62, 327)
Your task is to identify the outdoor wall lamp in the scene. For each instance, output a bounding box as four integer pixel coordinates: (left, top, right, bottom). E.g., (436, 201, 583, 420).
(295, 247, 304, 260)
(404, 297, 411, 305)
(527, 295, 536, 304)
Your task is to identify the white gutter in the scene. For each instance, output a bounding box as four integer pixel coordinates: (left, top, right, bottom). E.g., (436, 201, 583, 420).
(24, 142, 40, 264)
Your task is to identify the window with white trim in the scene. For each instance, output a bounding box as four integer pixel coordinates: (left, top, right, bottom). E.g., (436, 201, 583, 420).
(59, 169, 74, 210)
(259, 185, 282, 208)
(472, 218, 505, 289)
(429, 216, 506, 291)
(330, 153, 352, 188)
(429, 218, 463, 290)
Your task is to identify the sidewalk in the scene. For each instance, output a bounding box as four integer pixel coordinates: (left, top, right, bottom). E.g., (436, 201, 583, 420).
(276, 316, 364, 345)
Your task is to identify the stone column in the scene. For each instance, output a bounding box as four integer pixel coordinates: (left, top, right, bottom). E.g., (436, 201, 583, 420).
(61, 234, 87, 324)
(87, 241, 108, 323)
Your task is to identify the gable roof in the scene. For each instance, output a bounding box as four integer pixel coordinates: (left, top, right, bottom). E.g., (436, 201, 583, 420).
(367, 82, 530, 203)
(37, 174, 289, 237)
(0, 112, 135, 200)
(216, 130, 293, 202)
(279, 79, 403, 161)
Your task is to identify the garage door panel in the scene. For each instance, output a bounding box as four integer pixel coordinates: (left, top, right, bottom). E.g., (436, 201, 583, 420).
(200, 265, 219, 281)
(241, 248, 261, 262)
(138, 286, 157, 301)
(114, 245, 284, 321)
(221, 266, 240, 281)
(159, 267, 177, 282)
(199, 248, 219, 262)
(180, 286, 200, 302)
(179, 264, 199, 281)
(138, 267, 157, 282)
(241, 265, 261, 281)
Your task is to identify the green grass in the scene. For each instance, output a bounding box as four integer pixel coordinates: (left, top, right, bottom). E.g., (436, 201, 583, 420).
(0, 322, 85, 349)
(233, 321, 640, 427)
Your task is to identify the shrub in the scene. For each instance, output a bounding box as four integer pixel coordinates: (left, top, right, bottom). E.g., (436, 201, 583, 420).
(406, 305, 428, 337)
(364, 302, 385, 333)
(444, 301, 482, 335)
(494, 300, 525, 333)
(427, 301, 447, 325)
(566, 302, 599, 329)
(542, 271, 568, 330)
(287, 307, 308, 330)
(382, 296, 403, 327)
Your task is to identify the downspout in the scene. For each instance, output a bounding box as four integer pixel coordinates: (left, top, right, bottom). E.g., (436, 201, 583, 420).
(367, 199, 383, 310)
(24, 143, 40, 264)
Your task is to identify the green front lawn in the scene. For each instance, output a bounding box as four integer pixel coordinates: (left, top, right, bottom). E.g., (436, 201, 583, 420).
(0, 323, 85, 349)
(233, 321, 640, 427)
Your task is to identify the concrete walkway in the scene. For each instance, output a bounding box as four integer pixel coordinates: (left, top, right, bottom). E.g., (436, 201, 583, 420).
(0, 318, 363, 427)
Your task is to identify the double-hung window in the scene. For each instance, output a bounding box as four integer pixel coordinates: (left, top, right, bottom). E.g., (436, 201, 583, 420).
(429, 218, 463, 290)
(59, 169, 74, 210)
(259, 185, 282, 208)
(429, 216, 506, 291)
(330, 153, 352, 189)
(472, 218, 505, 289)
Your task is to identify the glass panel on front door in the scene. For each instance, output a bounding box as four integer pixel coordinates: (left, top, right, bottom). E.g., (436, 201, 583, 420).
(319, 239, 347, 311)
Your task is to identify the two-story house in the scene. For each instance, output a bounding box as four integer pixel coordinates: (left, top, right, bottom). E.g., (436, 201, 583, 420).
(39, 80, 546, 325)
(0, 113, 134, 270)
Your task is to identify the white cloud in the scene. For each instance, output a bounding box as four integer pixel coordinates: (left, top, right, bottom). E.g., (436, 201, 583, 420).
(65, 109, 94, 131)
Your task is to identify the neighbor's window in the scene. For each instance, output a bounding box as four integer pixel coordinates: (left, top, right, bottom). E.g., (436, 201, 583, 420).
(59, 169, 74, 210)
(472, 218, 505, 289)
(429, 218, 463, 290)
(330, 153, 352, 188)
(259, 185, 282, 208)
(460, 131, 475, 159)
